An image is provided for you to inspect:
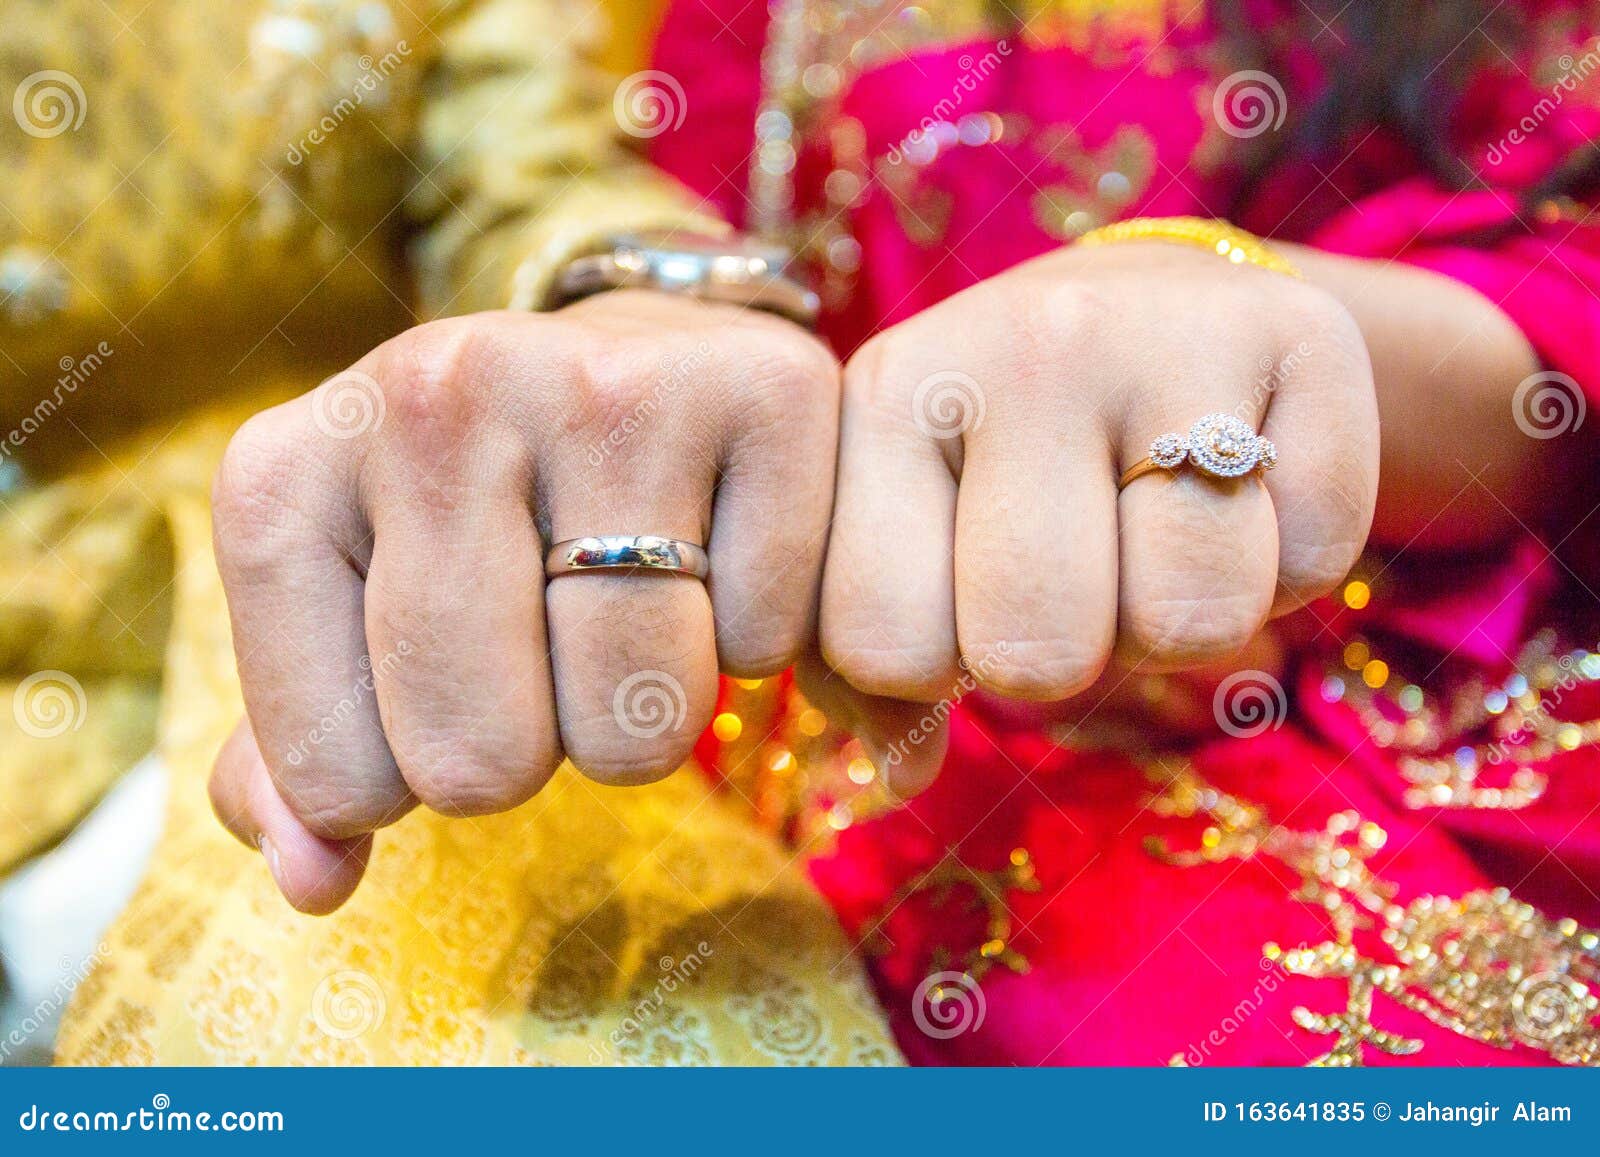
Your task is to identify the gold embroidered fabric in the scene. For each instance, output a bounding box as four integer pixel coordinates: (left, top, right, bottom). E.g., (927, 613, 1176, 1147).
(1147, 760, 1600, 1067)
(2, 0, 898, 1065)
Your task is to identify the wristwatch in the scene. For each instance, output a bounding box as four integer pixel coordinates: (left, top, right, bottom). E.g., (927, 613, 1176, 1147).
(546, 231, 821, 327)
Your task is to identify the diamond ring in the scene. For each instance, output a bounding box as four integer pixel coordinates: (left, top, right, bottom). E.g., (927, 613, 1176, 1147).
(1118, 413, 1277, 489)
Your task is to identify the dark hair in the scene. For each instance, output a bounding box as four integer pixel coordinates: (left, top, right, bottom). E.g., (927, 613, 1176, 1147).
(1222, 0, 1600, 221)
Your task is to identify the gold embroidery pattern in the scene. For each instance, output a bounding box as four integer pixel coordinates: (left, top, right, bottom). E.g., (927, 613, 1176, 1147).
(725, 970, 832, 1065)
(1029, 125, 1156, 240)
(1147, 760, 1600, 1066)
(747, 0, 1194, 301)
(187, 940, 284, 1065)
(865, 848, 1041, 983)
(1322, 628, 1600, 811)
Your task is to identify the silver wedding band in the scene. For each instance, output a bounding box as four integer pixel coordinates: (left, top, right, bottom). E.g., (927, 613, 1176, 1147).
(545, 535, 709, 579)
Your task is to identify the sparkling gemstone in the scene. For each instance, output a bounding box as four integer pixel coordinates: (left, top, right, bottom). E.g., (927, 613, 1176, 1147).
(1256, 436, 1278, 470)
(1186, 413, 1263, 478)
(1148, 432, 1189, 468)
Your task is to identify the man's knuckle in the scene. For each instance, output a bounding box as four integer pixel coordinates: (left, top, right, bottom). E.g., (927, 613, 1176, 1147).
(213, 415, 317, 566)
(719, 625, 806, 679)
(566, 723, 696, 787)
(398, 732, 554, 817)
(558, 342, 673, 440)
(384, 318, 504, 446)
(276, 779, 387, 840)
(215, 415, 297, 511)
(727, 345, 832, 429)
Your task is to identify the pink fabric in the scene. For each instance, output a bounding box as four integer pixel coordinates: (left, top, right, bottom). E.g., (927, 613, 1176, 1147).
(653, 0, 1600, 1064)
(813, 714, 1555, 1066)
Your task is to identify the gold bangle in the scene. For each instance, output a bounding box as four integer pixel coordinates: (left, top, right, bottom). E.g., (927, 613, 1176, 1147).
(1075, 216, 1303, 279)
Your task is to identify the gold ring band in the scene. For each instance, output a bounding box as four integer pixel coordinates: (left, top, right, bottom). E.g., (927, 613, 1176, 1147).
(1118, 458, 1178, 489)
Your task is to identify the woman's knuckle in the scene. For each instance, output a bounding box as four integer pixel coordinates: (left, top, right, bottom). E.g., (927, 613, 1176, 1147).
(1123, 591, 1262, 665)
(846, 325, 917, 404)
(1277, 533, 1363, 603)
(1034, 278, 1110, 345)
(824, 636, 957, 701)
(1277, 282, 1362, 354)
(965, 636, 1107, 700)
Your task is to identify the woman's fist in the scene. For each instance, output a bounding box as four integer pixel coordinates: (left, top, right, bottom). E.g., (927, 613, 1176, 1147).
(816, 239, 1378, 793)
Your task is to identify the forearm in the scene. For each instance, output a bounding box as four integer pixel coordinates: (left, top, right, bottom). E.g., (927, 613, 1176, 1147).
(1284, 244, 1548, 551)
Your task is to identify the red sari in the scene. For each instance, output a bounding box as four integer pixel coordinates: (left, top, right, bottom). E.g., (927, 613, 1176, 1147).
(653, 0, 1600, 1065)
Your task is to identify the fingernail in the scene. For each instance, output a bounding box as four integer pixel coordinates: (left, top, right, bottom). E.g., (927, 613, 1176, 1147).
(260, 835, 288, 893)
